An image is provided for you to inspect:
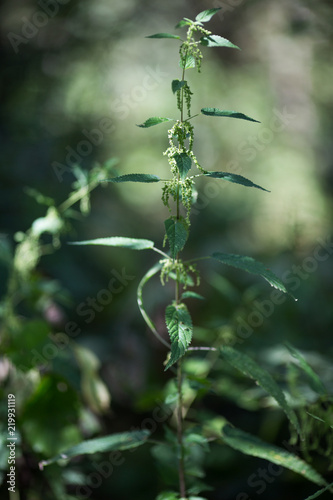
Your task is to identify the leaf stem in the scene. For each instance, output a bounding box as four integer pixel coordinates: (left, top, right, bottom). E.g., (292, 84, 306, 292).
(151, 246, 171, 259)
(57, 180, 98, 213)
(184, 256, 211, 264)
(137, 263, 170, 349)
(185, 113, 199, 121)
(175, 46, 187, 500)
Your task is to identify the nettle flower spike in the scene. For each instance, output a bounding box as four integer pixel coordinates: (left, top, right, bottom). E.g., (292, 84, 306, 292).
(60, 10, 323, 500)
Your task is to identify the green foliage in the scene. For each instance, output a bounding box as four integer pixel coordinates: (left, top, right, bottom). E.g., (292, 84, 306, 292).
(195, 8, 221, 23)
(3, 7, 331, 500)
(146, 33, 181, 40)
(204, 171, 269, 191)
(104, 173, 161, 183)
(137, 117, 173, 127)
(65, 9, 330, 499)
(220, 424, 326, 487)
(200, 35, 240, 49)
(212, 252, 295, 298)
(220, 346, 301, 436)
(165, 303, 193, 370)
(285, 342, 327, 396)
(173, 153, 192, 180)
(304, 483, 333, 500)
(21, 374, 82, 457)
(39, 430, 150, 468)
(0, 161, 115, 497)
(172, 79, 187, 94)
(164, 218, 188, 258)
(181, 291, 204, 301)
(70, 236, 155, 250)
(201, 107, 260, 122)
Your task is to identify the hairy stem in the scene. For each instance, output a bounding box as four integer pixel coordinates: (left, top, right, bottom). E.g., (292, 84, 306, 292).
(175, 55, 187, 500)
(177, 360, 186, 498)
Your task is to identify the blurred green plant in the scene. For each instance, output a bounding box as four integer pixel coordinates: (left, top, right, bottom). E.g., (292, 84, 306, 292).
(0, 160, 116, 499)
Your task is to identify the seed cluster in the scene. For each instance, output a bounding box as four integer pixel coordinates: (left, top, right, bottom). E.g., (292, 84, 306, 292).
(160, 20, 212, 288)
(179, 23, 211, 74)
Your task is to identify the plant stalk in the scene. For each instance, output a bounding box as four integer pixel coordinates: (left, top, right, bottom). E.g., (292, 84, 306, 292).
(175, 56, 188, 499)
(177, 359, 186, 498)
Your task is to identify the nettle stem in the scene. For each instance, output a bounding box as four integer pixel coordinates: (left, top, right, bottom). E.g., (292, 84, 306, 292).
(177, 360, 186, 498)
(175, 50, 188, 498)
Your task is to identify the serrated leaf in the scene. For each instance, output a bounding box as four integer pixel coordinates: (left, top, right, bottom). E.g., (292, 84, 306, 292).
(220, 424, 326, 487)
(69, 237, 154, 250)
(285, 342, 327, 396)
(39, 430, 150, 468)
(165, 303, 193, 370)
(165, 218, 188, 258)
(104, 174, 161, 183)
(173, 153, 192, 179)
(212, 252, 296, 299)
(195, 8, 221, 23)
(180, 54, 195, 70)
(172, 79, 186, 94)
(137, 262, 170, 349)
(175, 19, 192, 29)
(146, 33, 180, 39)
(137, 117, 172, 128)
(204, 171, 269, 192)
(181, 291, 204, 300)
(220, 346, 301, 436)
(201, 108, 260, 123)
(200, 35, 240, 50)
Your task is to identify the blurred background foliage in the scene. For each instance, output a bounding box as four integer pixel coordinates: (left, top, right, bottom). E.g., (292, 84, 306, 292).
(0, 0, 333, 499)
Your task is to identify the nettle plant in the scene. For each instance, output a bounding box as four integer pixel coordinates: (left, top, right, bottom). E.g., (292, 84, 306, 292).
(41, 8, 332, 500)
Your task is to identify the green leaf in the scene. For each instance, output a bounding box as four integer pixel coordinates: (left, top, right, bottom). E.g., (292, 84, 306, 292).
(21, 374, 81, 457)
(181, 291, 204, 301)
(285, 342, 327, 396)
(200, 35, 240, 50)
(103, 173, 161, 183)
(304, 482, 333, 499)
(173, 153, 192, 179)
(195, 8, 221, 23)
(146, 33, 180, 39)
(212, 252, 296, 299)
(201, 108, 260, 123)
(172, 79, 186, 94)
(39, 430, 150, 469)
(220, 346, 301, 436)
(165, 218, 188, 258)
(221, 424, 326, 487)
(69, 236, 154, 250)
(175, 19, 192, 29)
(156, 492, 179, 500)
(7, 320, 51, 371)
(137, 117, 173, 128)
(137, 263, 170, 349)
(165, 303, 193, 370)
(204, 171, 269, 192)
(180, 54, 196, 70)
